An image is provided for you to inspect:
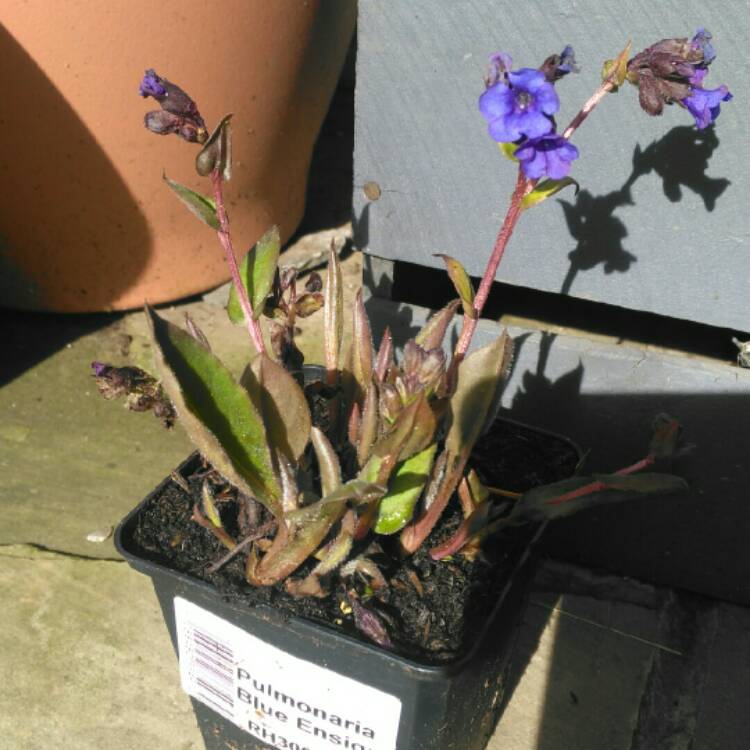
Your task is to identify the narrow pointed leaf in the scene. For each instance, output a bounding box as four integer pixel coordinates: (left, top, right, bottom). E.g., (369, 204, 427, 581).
(146, 306, 281, 515)
(509, 472, 688, 524)
(240, 353, 311, 461)
(602, 41, 632, 87)
(435, 255, 476, 319)
(195, 113, 233, 179)
(324, 241, 344, 381)
(374, 327, 394, 382)
(415, 299, 460, 350)
(375, 444, 437, 534)
(521, 177, 579, 209)
(357, 384, 378, 467)
(352, 289, 374, 399)
(163, 175, 219, 230)
(310, 427, 342, 498)
(227, 227, 281, 322)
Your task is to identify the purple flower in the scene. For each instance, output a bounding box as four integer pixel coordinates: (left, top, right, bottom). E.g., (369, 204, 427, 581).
(691, 28, 716, 64)
(515, 135, 579, 179)
(485, 52, 513, 87)
(540, 45, 580, 82)
(480, 68, 559, 142)
(139, 68, 207, 144)
(684, 84, 732, 129)
(139, 70, 166, 98)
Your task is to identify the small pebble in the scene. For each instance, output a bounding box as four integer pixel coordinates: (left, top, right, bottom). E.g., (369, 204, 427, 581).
(86, 527, 113, 543)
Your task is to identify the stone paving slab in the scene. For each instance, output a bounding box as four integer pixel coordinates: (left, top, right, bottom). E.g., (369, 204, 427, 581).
(0, 544, 202, 749)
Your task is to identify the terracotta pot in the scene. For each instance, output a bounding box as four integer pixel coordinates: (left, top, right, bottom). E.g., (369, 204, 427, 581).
(0, 1, 355, 312)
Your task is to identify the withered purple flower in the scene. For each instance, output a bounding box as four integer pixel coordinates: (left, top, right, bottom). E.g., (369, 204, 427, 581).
(479, 66, 559, 142)
(139, 68, 207, 144)
(515, 134, 579, 180)
(540, 45, 580, 83)
(626, 29, 731, 127)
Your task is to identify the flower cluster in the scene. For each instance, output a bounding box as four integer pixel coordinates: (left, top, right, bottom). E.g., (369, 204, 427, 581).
(627, 28, 732, 129)
(139, 69, 208, 144)
(479, 49, 580, 180)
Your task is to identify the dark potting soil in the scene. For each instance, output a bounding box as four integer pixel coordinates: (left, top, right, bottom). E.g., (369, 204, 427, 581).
(130, 418, 578, 663)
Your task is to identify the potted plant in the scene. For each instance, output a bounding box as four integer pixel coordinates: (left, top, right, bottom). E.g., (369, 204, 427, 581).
(96, 31, 728, 749)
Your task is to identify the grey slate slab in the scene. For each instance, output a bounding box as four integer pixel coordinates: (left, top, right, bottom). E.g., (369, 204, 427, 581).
(354, 0, 746, 331)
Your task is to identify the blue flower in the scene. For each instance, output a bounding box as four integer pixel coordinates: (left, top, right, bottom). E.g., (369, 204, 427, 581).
(515, 135, 579, 179)
(479, 68, 559, 142)
(684, 84, 732, 129)
(691, 28, 716, 65)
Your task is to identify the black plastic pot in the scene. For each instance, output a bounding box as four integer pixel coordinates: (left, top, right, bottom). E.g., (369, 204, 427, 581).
(115, 421, 580, 750)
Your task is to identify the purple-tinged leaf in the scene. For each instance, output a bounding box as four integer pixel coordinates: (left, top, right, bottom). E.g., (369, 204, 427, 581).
(446, 331, 512, 457)
(324, 240, 344, 384)
(310, 427, 342, 498)
(507, 471, 688, 524)
(351, 289, 374, 399)
(351, 599, 393, 649)
(415, 299, 460, 350)
(146, 306, 281, 516)
(357, 384, 378, 468)
(374, 326, 394, 383)
(240, 353, 311, 462)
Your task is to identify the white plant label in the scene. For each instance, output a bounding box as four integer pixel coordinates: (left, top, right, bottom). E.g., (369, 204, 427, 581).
(174, 597, 402, 750)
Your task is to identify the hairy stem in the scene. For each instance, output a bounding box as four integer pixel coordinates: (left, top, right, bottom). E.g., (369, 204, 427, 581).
(210, 169, 266, 354)
(454, 170, 530, 360)
(562, 80, 615, 140)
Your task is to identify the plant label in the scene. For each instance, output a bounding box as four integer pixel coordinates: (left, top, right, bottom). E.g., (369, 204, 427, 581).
(175, 597, 402, 750)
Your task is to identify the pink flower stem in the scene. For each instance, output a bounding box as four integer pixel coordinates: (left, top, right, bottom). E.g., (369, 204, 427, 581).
(454, 169, 532, 360)
(562, 80, 615, 141)
(453, 79, 616, 361)
(210, 169, 266, 355)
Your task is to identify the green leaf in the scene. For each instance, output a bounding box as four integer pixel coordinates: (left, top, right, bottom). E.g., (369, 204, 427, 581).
(415, 299, 460, 350)
(195, 113, 233, 180)
(375, 444, 437, 534)
(498, 142, 519, 162)
(602, 41, 632, 88)
(227, 226, 281, 322)
(240, 353, 311, 462)
(435, 255, 476, 319)
(163, 175, 219, 230)
(446, 331, 513, 458)
(146, 306, 281, 515)
(521, 177, 579, 209)
(508, 472, 688, 524)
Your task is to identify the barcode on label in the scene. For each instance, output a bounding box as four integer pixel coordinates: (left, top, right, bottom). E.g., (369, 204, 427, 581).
(175, 597, 402, 750)
(184, 624, 236, 719)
